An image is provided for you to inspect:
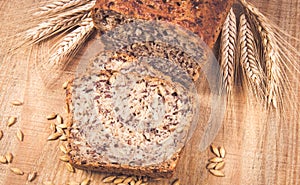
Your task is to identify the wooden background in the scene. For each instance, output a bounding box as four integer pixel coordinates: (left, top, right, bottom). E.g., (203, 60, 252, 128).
(0, 0, 299, 184)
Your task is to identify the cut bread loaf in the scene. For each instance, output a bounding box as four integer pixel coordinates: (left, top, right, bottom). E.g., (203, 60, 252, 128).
(92, 0, 235, 49)
(66, 51, 197, 178)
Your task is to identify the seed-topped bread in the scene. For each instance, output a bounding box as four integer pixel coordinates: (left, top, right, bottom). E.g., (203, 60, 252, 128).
(92, 0, 235, 49)
(66, 51, 198, 178)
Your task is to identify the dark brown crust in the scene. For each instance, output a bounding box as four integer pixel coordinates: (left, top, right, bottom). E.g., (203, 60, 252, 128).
(66, 79, 182, 178)
(92, 0, 235, 48)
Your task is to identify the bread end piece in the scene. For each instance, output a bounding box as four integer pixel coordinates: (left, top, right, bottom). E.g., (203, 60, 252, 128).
(92, 0, 235, 48)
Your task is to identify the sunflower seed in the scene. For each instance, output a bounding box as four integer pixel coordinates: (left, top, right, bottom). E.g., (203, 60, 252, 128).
(66, 163, 75, 173)
(5, 152, 13, 163)
(11, 100, 23, 106)
(211, 144, 220, 157)
(80, 178, 90, 185)
(47, 132, 62, 140)
(102, 176, 117, 183)
(0, 130, 3, 140)
(219, 146, 226, 158)
(59, 155, 70, 162)
(46, 113, 57, 120)
(59, 144, 69, 154)
(59, 134, 67, 141)
(206, 162, 217, 169)
(209, 157, 223, 163)
(209, 169, 225, 177)
(56, 115, 63, 125)
(10, 167, 24, 175)
(215, 161, 225, 170)
(7, 116, 17, 127)
(0, 155, 7, 164)
(27, 171, 37, 182)
(63, 81, 69, 89)
(16, 129, 24, 141)
(172, 179, 180, 185)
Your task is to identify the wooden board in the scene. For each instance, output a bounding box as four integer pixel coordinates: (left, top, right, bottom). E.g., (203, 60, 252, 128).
(0, 0, 299, 184)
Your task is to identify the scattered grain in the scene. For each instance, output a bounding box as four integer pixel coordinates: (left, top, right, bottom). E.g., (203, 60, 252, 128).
(47, 113, 57, 120)
(60, 144, 69, 154)
(57, 123, 68, 129)
(56, 127, 64, 134)
(11, 100, 23, 106)
(10, 167, 24, 175)
(66, 163, 75, 173)
(211, 144, 220, 157)
(16, 129, 24, 141)
(215, 161, 225, 170)
(114, 177, 126, 184)
(27, 171, 37, 182)
(80, 178, 91, 185)
(56, 115, 63, 125)
(206, 162, 217, 169)
(209, 169, 225, 177)
(172, 179, 180, 185)
(50, 122, 56, 133)
(59, 155, 70, 162)
(123, 177, 133, 184)
(135, 180, 142, 185)
(63, 81, 69, 89)
(0, 155, 7, 164)
(102, 176, 117, 183)
(7, 116, 17, 127)
(65, 103, 70, 113)
(47, 132, 63, 140)
(209, 157, 223, 163)
(0, 130, 3, 140)
(5, 152, 13, 163)
(59, 134, 68, 141)
(219, 146, 226, 158)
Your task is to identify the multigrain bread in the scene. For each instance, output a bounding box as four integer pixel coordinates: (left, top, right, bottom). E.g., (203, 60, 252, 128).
(92, 0, 235, 49)
(67, 52, 197, 178)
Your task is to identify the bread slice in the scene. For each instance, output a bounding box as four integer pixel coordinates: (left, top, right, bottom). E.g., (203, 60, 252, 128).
(66, 51, 197, 178)
(92, 0, 235, 49)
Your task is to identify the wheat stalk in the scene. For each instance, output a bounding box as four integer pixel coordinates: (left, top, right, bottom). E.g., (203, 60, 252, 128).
(238, 13, 265, 100)
(48, 18, 94, 69)
(25, 3, 93, 44)
(220, 8, 237, 95)
(33, 0, 95, 17)
(239, 0, 291, 109)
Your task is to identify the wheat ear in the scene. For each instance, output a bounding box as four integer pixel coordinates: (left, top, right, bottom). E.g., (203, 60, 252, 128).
(238, 14, 265, 99)
(33, 0, 95, 17)
(220, 8, 237, 95)
(48, 18, 94, 69)
(239, 0, 294, 109)
(25, 3, 93, 44)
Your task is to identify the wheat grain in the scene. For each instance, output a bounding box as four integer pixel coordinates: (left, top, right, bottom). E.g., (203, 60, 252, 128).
(48, 17, 94, 68)
(102, 176, 117, 183)
(211, 144, 221, 157)
(10, 167, 24, 175)
(220, 8, 237, 95)
(34, 0, 95, 17)
(209, 169, 225, 177)
(5, 152, 13, 163)
(219, 146, 226, 158)
(238, 14, 265, 99)
(26, 4, 93, 44)
(16, 129, 24, 142)
(27, 171, 37, 182)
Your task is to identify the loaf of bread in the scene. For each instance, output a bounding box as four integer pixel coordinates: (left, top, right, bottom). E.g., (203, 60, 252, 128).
(92, 0, 235, 49)
(67, 51, 198, 178)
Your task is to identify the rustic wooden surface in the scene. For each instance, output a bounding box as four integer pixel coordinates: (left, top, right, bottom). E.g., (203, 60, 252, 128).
(0, 0, 299, 185)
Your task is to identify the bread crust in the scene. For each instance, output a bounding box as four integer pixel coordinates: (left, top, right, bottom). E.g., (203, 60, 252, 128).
(92, 0, 235, 48)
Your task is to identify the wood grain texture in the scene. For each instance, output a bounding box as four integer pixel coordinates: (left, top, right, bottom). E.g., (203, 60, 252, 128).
(0, 0, 299, 185)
